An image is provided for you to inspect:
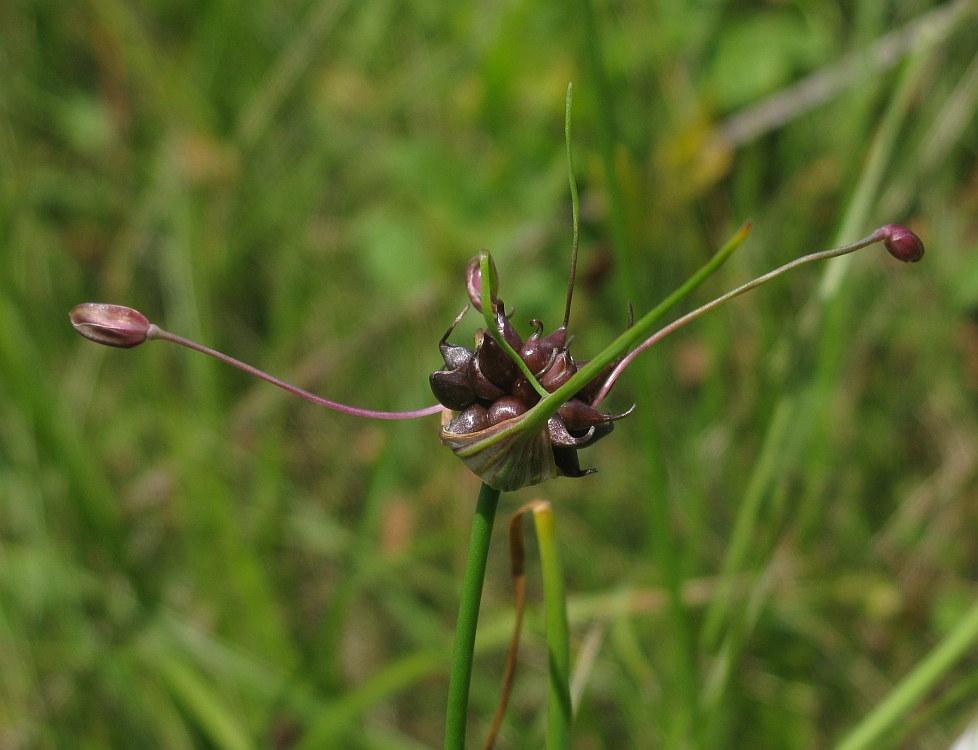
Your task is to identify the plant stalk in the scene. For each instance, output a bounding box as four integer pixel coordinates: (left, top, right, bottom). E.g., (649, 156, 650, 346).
(445, 483, 502, 750)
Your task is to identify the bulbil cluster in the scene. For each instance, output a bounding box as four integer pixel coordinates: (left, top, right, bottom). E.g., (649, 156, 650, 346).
(429, 255, 631, 481)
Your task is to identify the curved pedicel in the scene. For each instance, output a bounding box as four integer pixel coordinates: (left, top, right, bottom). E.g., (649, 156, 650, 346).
(69, 303, 445, 421)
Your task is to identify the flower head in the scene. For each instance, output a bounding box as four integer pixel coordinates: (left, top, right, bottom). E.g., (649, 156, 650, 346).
(431, 250, 631, 490)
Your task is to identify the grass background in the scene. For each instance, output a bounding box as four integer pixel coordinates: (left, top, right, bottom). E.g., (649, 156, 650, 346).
(2, 0, 978, 747)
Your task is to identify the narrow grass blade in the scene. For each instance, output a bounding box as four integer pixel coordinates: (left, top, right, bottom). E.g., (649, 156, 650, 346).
(832, 597, 978, 750)
(699, 398, 794, 651)
(484, 500, 571, 750)
(532, 502, 572, 750)
(140, 645, 256, 750)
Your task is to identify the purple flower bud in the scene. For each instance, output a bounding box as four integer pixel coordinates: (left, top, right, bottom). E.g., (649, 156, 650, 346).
(877, 224, 924, 263)
(69, 303, 151, 348)
(465, 252, 504, 313)
(465, 256, 484, 312)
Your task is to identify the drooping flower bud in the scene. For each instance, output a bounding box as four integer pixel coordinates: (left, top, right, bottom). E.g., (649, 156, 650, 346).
(69, 304, 151, 348)
(876, 224, 925, 263)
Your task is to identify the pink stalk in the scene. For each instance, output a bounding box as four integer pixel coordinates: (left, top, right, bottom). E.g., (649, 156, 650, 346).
(146, 327, 445, 420)
(591, 228, 919, 407)
(69, 303, 444, 420)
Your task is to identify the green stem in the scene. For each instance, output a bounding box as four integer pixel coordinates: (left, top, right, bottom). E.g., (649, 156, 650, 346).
(533, 504, 572, 750)
(832, 597, 978, 750)
(444, 482, 501, 750)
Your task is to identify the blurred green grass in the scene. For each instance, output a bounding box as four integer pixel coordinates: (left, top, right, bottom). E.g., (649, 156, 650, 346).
(2, 0, 978, 747)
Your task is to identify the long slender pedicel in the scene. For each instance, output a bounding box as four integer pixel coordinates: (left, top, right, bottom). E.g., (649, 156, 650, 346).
(145, 326, 443, 419)
(69, 304, 443, 420)
(590, 227, 923, 406)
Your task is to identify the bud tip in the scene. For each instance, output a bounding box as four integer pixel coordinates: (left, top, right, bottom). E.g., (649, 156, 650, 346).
(69, 303, 150, 348)
(465, 256, 483, 312)
(877, 224, 924, 263)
